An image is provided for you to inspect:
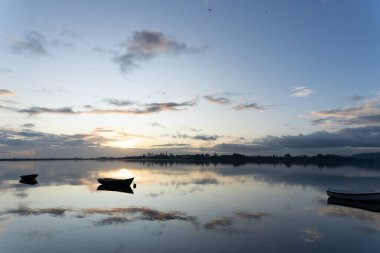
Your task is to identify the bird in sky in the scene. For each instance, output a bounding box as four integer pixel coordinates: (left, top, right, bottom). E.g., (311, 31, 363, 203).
(208, 8, 212, 12)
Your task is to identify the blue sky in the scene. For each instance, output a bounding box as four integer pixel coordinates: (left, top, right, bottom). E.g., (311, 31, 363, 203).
(0, 0, 379, 157)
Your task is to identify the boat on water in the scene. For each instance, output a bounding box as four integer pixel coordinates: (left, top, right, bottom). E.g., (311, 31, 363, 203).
(20, 174, 38, 181)
(327, 197, 380, 213)
(326, 189, 380, 202)
(97, 184, 134, 194)
(97, 177, 134, 187)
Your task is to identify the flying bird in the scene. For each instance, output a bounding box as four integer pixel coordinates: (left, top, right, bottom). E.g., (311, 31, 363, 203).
(208, 8, 212, 12)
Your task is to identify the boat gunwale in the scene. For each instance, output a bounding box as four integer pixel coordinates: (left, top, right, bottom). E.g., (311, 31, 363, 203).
(327, 189, 380, 197)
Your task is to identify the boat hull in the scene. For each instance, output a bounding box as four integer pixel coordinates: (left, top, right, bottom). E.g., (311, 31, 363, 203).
(326, 189, 380, 202)
(97, 177, 134, 187)
(20, 174, 38, 180)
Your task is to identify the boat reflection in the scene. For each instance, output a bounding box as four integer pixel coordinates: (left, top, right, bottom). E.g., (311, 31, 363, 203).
(97, 184, 134, 194)
(327, 197, 380, 213)
(19, 179, 38, 185)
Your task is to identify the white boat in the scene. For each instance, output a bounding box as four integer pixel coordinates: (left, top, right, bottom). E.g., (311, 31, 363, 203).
(326, 189, 380, 202)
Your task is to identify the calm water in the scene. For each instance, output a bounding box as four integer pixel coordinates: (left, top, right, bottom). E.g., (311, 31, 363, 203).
(0, 161, 379, 253)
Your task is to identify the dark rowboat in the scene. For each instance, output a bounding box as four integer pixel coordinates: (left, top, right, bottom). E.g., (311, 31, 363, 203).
(20, 174, 38, 180)
(98, 177, 134, 187)
(326, 189, 380, 202)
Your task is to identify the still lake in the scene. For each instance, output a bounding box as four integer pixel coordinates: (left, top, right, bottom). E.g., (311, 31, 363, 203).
(0, 161, 379, 253)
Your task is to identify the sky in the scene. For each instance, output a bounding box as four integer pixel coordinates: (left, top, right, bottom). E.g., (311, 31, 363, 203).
(0, 0, 379, 158)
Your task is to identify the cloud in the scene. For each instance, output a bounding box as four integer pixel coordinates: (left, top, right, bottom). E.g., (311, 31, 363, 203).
(312, 96, 380, 127)
(204, 95, 232, 105)
(9, 31, 76, 57)
(18, 106, 77, 115)
(0, 128, 106, 154)
(150, 122, 165, 128)
(114, 29, 206, 72)
(10, 31, 49, 56)
(92, 99, 197, 115)
(345, 95, 365, 102)
(103, 98, 134, 106)
(0, 89, 15, 96)
(233, 102, 265, 111)
(21, 123, 36, 129)
(0, 98, 197, 116)
(172, 133, 221, 141)
(212, 126, 380, 154)
(0, 68, 12, 73)
(152, 143, 190, 147)
(290, 86, 314, 97)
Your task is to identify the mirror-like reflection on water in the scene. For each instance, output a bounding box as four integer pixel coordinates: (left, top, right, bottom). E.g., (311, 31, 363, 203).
(0, 161, 379, 253)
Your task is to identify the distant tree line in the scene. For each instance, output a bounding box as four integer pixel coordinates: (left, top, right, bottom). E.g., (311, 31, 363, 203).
(1, 152, 378, 167)
(124, 153, 379, 167)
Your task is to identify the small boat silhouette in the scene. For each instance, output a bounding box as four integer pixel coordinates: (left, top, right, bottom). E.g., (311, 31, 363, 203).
(97, 177, 134, 187)
(326, 188, 380, 202)
(20, 174, 38, 181)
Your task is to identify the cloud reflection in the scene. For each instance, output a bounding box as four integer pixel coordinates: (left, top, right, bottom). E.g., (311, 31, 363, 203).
(299, 227, 323, 243)
(7, 206, 72, 217)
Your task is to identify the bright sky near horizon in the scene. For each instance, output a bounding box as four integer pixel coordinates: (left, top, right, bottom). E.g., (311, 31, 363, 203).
(0, 0, 379, 158)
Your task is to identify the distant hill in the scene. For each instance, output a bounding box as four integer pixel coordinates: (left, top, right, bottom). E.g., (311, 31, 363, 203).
(352, 152, 380, 161)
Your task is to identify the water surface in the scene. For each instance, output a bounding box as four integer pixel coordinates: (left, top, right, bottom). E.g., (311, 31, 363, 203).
(0, 161, 379, 253)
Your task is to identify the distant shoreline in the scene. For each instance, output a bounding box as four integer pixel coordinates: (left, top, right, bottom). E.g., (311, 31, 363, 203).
(0, 153, 378, 167)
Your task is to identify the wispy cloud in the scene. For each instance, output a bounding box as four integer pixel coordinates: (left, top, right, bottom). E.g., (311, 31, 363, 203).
(102, 98, 134, 106)
(92, 99, 197, 115)
(152, 143, 190, 147)
(0, 98, 198, 116)
(203, 95, 232, 105)
(114, 29, 207, 72)
(345, 95, 365, 102)
(172, 133, 221, 141)
(9, 31, 75, 57)
(233, 102, 265, 111)
(10, 31, 50, 56)
(0, 89, 15, 96)
(18, 106, 76, 115)
(290, 86, 314, 97)
(0, 68, 12, 73)
(204, 93, 265, 112)
(21, 123, 36, 129)
(150, 122, 165, 128)
(312, 96, 380, 127)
